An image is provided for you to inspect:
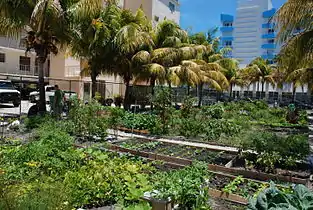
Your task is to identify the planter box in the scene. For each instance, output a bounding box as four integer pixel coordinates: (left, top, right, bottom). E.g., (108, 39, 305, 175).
(208, 164, 308, 185)
(208, 189, 248, 205)
(143, 197, 172, 210)
(118, 127, 149, 134)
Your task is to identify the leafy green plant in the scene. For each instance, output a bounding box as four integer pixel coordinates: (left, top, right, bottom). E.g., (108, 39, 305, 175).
(248, 183, 313, 210)
(64, 149, 153, 208)
(240, 132, 309, 172)
(69, 99, 107, 140)
(152, 162, 211, 209)
(222, 176, 245, 194)
(201, 103, 224, 119)
(151, 88, 174, 134)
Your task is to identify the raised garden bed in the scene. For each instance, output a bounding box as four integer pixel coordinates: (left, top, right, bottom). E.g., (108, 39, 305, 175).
(105, 141, 310, 185)
(114, 138, 236, 165)
(230, 156, 310, 180)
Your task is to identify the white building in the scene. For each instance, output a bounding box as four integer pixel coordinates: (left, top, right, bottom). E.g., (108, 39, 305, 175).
(220, 0, 278, 67)
(219, 0, 309, 101)
(124, 0, 180, 26)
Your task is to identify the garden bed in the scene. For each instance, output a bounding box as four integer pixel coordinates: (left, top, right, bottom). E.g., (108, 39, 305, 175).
(230, 156, 311, 180)
(113, 138, 236, 165)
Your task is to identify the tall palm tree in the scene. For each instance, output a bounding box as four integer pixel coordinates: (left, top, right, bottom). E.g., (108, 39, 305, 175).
(192, 59, 229, 106)
(106, 8, 153, 110)
(132, 20, 191, 94)
(216, 58, 247, 97)
(0, 0, 103, 112)
(70, 1, 121, 98)
(242, 57, 275, 97)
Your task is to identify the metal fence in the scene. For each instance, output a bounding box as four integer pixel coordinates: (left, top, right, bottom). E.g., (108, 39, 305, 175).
(0, 73, 312, 119)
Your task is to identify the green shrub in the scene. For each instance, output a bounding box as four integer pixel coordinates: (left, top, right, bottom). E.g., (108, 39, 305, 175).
(24, 115, 47, 130)
(0, 124, 82, 181)
(202, 103, 224, 119)
(64, 149, 153, 208)
(240, 132, 309, 172)
(69, 99, 107, 139)
(152, 162, 210, 209)
(203, 119, 241, 141)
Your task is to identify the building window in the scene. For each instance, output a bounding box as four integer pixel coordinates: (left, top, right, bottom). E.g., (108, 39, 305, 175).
(154, 15, 159, 22)
(19, 56, 30, 71)
(169, 2, 175, 13)
(268, 39, 275, 44)
(0, 53, 5, 63)
(268, 28, 274, 33)
(223, 22, 232, 27)
(225, 41, 232, 46)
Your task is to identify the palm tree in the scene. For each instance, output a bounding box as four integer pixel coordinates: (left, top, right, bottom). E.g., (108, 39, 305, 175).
(274, 0, 313, 68)
(242, 57, 276, 98)
(192, 59, 229, 106)
(70, 1, 121, 98)
(132, 20, 191, 94)
(0, 0, 103, 113)
(216, 58, 247, 97)
(106, 8, 153, 110)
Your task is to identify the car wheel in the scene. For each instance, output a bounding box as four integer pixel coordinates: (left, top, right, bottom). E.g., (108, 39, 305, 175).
(13, 101, 20, 107)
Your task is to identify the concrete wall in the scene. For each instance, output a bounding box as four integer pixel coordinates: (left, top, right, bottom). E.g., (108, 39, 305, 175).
(124, 0, 153, 19)
(0, 47, 37, 75)
(152, 0, 180, 26)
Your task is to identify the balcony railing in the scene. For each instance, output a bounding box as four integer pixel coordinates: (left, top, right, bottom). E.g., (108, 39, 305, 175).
(261, 54, 275, 60)
(220, 36, 234, 41)
(220, 26, 234, 32)
(221, 14, 234, 22)
(262, 33, 276, 39)
(263, 8, 276, 18)
(261, 43, 276, 49)
(262, 23, 275, 28)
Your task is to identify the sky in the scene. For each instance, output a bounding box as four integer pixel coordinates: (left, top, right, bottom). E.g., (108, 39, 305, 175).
(180, 0, 286, 34)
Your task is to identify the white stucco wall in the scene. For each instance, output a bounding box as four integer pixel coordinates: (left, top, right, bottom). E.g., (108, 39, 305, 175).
(233, 0, 274, 66)
(0, 47, 37, 75)
(152, 0, 180, 26)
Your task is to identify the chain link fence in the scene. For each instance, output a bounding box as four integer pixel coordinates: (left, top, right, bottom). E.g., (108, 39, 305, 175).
(0, 73, 312, 120)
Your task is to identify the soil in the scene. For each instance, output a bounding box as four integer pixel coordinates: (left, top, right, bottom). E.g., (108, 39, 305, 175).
(210, 198, 246, 210)
(115, 138, 235, 165)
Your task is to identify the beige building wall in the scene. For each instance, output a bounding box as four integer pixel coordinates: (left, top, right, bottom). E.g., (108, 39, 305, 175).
(124, 0, 153, 19)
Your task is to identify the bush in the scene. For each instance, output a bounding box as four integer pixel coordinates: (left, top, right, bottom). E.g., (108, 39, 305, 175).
(241, 132, 309, 172)
(203, 119, 241, 141)
(0, 123, 82, 181)
(64, 149, 153, 208)
(202, 103, 224, 119)
(152, 162, 210, 209)
(69, 99, 107, 140)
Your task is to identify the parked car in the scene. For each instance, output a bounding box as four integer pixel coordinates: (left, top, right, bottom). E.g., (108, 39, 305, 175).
(0, 80, 21, 107)
(29, 85, 55, 103)
(29, 86, 77, 103)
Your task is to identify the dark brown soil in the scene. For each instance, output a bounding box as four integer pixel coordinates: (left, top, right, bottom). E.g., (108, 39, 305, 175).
(116, 138, 235, 165)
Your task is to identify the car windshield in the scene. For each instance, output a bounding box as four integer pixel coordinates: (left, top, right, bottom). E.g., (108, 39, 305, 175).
(0, 82, 14, 90)
(46, 87, 55, 92)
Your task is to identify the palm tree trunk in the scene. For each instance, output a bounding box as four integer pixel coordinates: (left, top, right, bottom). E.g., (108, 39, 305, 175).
(229, 84, 233, 98)
(38, 51, 46, 114)
(150, 78, 156, 110)
(91, 70, 97, 99)
(261, 81, 265, 99)
(124, 79, 131, 110)
(198, 83, 203, 107)
(187, 86, 190, 95)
